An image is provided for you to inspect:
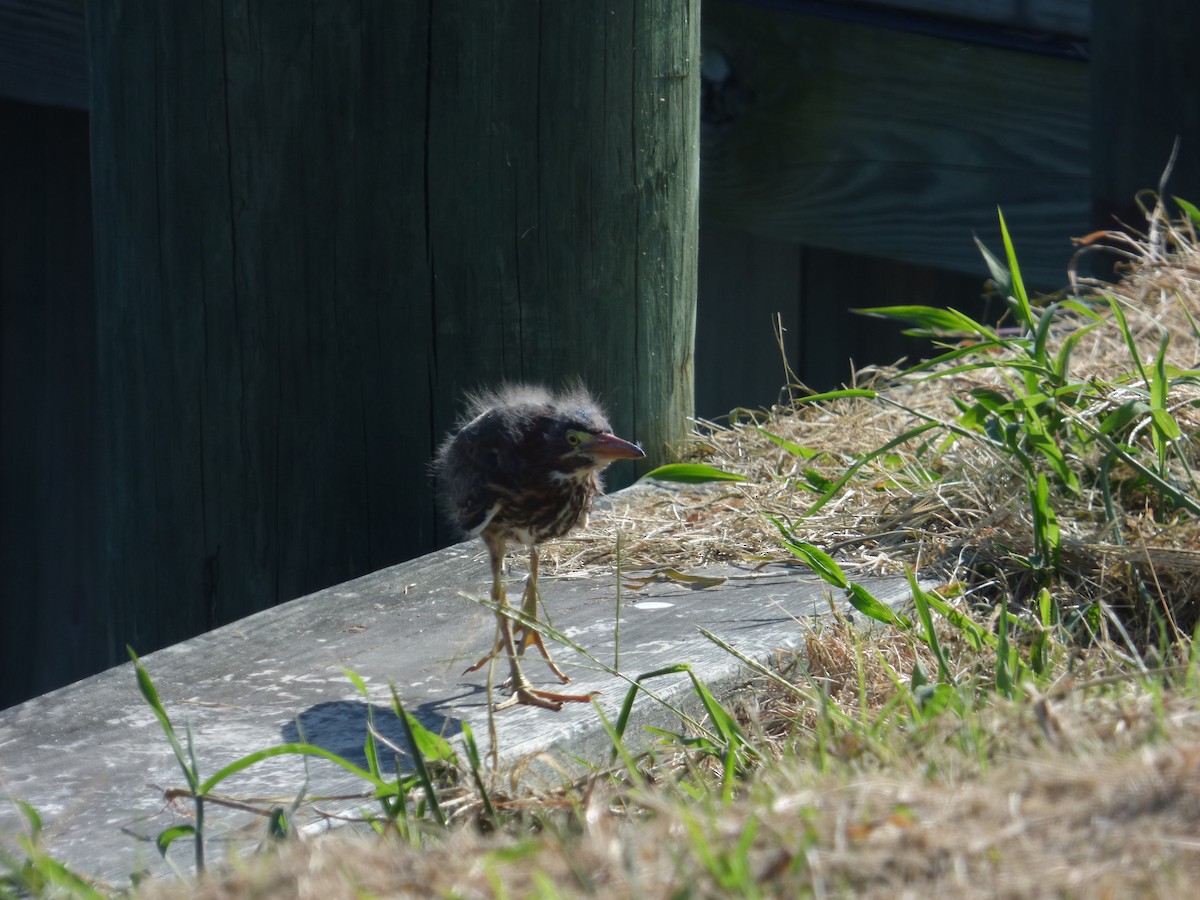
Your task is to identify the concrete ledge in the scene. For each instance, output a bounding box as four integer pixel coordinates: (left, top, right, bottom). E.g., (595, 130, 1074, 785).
(0, 533, 914, 885)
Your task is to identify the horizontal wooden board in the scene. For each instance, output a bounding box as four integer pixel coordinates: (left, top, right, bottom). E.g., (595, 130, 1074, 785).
(702, 0, 1091, 286)
(0, 488, 917, 883)
(849, 0, 1088, 39)
(0, 0, 87, 109)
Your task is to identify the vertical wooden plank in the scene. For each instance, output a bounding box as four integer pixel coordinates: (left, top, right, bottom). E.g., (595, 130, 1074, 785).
(800, 247, 990, 390)
(0, 98, 100, 707)
(695, 224, 801, 417)
(88, 0, 698, 669)
(1091, 0, 1200, 227)
(89, 1, 437, 656)
(426, 0, 699, 471)
(631, 0, 701, 461)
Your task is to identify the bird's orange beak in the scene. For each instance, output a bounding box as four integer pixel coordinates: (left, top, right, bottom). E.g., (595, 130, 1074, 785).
(587, 432, 646, 462)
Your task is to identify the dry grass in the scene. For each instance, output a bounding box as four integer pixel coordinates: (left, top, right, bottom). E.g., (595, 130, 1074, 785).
(135, 622, 1200, 899)
(127, 206, 1200, 898)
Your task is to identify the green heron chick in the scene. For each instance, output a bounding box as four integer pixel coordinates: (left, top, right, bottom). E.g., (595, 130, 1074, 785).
(437, 384, 645, 710)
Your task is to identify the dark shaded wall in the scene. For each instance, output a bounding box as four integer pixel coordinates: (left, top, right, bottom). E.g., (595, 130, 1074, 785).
(1091, 0, 1200, 226)
(0, 97, 101, 704)
(83, 1, 699, 695)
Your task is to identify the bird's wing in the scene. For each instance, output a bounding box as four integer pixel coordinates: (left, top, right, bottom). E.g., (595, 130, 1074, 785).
(440, 409, 517, 534)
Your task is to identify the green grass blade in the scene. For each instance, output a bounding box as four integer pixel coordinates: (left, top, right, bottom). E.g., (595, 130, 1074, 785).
(796, 421, 942, 517)
(343, 668, 370, 697)
(771, 531, 850, 589)
(847, 582, 912, 629)
(639, 463, 748, 484)
(460, 721, 498, 822)
(794, 388, 878, 404)
(997, 209, 1036, 334)
(391, 685, 447, 827)
(155, 825, 196, 858)
(1107, 293, 1153, 387)
(908, 571, 951, 683)
(974, 231, 1012, 295)
(756, 427, 822, 460)
(198, 742, 395, 797)
(856, 305, 1000, 342)
(1173, 195, 1200, 228)
(128, 648, 198, 792)
(609, 664, 695, 766)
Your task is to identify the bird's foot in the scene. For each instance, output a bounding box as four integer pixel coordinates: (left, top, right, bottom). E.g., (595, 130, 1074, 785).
(463, 627, 571, 684)
(493, 685, 599, 712)
(516, 627, 571, 683)
(462, 653, 493, 676)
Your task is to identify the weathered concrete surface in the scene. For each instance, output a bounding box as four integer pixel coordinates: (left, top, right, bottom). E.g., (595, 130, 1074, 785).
(0, 532, 914, 888)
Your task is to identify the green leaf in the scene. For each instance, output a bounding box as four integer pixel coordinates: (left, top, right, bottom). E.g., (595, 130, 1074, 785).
(909, 571, 951, 684)
(128, 648, 199, 792)
(267, 807, 288, 841)
(343, 668, 370, 697)
(914, 682, 956, 720)
(846, 582, 911, 629)
(1030, 473, 1061, 568)
(460, 721, 498, 822)
(199, 742, 392, 797)
(391, 686, 447, 827)
(639, 463, 748, 484)
(801, 421, 942, 517)
(798, 468, 835, 492)
(1149, 407, 1182, 441)
(912, 584, 995, 652)
(998, 208, 1036, 333)
(774, 533, 850, 589)
(858, 305, 999, 341)
(794, 388, 878, 404)
(756, 427, 822, 460)
(1150, 332, 1182, 472)
(155, 825, 196, 857)
(974, 232, 1012, 295)
(1108, 294, 1153, 388)
(968, 388, 1012, 412)
(1173, 195, 1200, 227)
(13, 799, 43, 839)
(1099, 399, 1148, 436)
(390, 690, 456, 764)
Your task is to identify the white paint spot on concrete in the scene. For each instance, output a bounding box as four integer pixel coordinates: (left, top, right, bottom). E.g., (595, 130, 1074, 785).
(633, 601, 674, 610)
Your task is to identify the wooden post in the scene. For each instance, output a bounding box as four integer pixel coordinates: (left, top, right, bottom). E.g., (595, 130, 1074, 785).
(1091, 0, 1200, 228)
(87, 3, 698, 659)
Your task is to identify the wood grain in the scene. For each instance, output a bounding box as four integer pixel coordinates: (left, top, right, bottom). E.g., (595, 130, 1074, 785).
(86, 2, 698, 675)
(0, 519, 916, 882)
(702, 0, 1090, 286)
(1091, 0, 1200, 230)
(0, 98, 100, 706)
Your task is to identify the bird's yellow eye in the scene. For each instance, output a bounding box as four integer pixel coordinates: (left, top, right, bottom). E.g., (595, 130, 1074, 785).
(565, 431, 583, 447)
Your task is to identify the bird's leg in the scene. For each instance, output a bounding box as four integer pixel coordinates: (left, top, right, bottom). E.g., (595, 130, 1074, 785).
(462, 536, 510, 676)
(495, 542, 598, 711)
(514, 545, 571, 684)
(471, 540, 594, 712)
(463, 544, 568, 683)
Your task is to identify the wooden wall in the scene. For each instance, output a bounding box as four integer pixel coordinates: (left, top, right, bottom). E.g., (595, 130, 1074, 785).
(700, 0, 1091, 287)
(693, 0, 1086, 418)
(80, 1, 698, 704)
(5, 0, 1196, 708)
(0, 97, 101, 704)
(1092, 0, 1200, 227)
(695, 224, 989, 417)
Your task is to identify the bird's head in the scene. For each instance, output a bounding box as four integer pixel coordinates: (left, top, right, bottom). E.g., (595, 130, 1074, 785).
(544, 410, 645, 477)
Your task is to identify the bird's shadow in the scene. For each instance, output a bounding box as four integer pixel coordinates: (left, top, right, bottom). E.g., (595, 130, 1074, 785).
(281, 699, 463, 771)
